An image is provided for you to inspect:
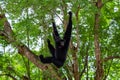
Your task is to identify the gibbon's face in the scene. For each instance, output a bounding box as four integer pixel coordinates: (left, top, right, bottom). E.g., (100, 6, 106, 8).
(60, 39, 64, 46)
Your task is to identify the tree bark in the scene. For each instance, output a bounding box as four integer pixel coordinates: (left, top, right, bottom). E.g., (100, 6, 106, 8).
(94, 0, 104, 80)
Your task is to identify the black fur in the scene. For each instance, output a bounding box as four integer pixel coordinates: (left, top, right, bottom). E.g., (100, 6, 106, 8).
(39, 12, 72, 68)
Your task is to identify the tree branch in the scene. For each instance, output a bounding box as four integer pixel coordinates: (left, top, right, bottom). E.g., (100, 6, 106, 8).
(0, 30, 4, 36)
(0, 74, 17, 80)
(103, 56, 120, 62)
(80, 54, 88, 77)
(17, 44, 48, 69)
(94, 0, 104, 79)
(80, 45, 89, 78)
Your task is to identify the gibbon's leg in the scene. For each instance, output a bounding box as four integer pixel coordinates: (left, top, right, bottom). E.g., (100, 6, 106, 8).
(63, 12, 72, 48)
(39, 55, 53, 63)
(52, 22, 61, 42)
(47, 39, 55, 57)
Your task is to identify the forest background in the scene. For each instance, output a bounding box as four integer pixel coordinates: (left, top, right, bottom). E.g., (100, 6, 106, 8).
(0, 0, 120, 80)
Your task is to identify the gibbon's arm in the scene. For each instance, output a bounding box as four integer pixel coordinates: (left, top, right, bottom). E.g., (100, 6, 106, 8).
(63, 12, 72, 47)
(47, 39, 55, 57)
(52, 22, 61, 42)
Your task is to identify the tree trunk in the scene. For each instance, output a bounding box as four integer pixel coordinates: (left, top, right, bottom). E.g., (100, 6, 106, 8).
(94, 0, 104, 80)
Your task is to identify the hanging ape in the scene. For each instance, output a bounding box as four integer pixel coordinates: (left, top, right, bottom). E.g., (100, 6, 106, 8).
(39, 12, 72, 68)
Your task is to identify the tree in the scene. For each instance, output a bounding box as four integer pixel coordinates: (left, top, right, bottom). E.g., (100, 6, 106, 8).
(0, 0, 120, 80)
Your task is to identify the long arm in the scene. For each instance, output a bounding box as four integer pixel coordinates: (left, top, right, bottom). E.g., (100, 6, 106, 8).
(52, 22, 61, 42)
(47, 39, 55, 57)
(39, 39, 55, 63)
(63, 12, 72, 47)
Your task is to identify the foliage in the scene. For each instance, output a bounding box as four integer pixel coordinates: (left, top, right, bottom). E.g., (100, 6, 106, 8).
(0, 0, 120, 80)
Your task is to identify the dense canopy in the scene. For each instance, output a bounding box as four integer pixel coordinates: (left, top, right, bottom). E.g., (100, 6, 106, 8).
(0, 0, 120, 80)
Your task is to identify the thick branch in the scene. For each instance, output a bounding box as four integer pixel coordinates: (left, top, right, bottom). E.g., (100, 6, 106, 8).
(75, 5, 80, 48)
(72, 47, 79, 80)
(18, 44, 47, 69)
(96, 0, 103, 9)
(0, 30, 4, 36)
(94, 0, 104, 80)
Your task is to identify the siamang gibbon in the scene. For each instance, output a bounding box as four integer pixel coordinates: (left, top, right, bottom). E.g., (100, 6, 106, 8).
(39, 12, 72, 68)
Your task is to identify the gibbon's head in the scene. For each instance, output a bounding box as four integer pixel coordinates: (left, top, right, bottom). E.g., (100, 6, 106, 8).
(60, 39, 65, 46)
(57, 39, 65, 47)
